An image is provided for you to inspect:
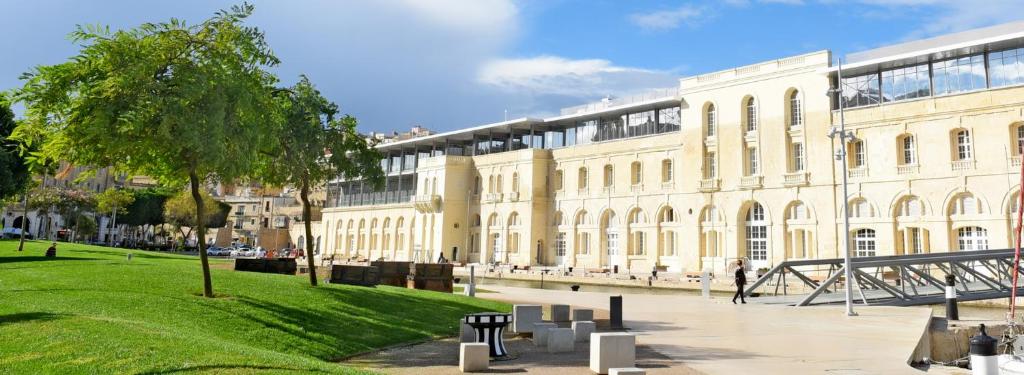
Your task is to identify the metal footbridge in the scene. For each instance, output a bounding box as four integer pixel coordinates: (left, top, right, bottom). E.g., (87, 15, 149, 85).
(743, 248, 1024, 306)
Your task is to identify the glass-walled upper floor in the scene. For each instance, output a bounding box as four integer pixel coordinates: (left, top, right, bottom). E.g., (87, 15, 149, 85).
(837, 46, 1024, 109)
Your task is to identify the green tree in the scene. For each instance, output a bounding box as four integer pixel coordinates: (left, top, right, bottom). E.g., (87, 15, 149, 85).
(163, 190, 221, 249)
(0, 94, 30, 202)
(96, 188, 135, 246)
(74, 213, 98, 241)
(260, 76, 384, 286)
(13, 4, 279, 297)
(27, 186, 62, 240)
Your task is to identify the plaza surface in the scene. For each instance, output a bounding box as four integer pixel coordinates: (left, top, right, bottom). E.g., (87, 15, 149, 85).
(479, 285, 934, 374)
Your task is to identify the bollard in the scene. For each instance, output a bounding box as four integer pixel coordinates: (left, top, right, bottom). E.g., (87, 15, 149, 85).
(127, 253, 133, 261)
(610, 295, 623, 330)
(945, 274, 959, 321)
(701, 271, 711, 299)
(970, 324, 998, 375)
(464, 265, 476, 297)
(571, 285, 580, 292)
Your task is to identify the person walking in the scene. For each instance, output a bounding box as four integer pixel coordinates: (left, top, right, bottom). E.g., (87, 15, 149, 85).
(732, 259, 747, 304)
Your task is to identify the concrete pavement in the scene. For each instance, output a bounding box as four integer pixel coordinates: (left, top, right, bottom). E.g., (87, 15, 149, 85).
(479, 285, 933, 374)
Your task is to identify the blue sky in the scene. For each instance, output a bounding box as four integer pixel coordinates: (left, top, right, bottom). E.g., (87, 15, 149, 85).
(2, 0, 1023, 134)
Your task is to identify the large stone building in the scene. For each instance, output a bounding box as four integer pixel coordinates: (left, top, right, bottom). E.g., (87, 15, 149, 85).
(317, 21, 1024, 274)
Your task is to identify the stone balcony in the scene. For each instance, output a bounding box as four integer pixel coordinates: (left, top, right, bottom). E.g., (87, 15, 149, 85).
(951, 159, 975, 172)
(699, 178, 720, 192)
(1010, 155, 1022, 168)
(848, 167, 868, 179)
(897, 164, 919, 176)
(508, 192, 521, 202)
(483, 193, 503, 203)
(783, 172, 808, 187)
(630, 184, 644, 193)
(411, 194, 441, 213)
(739, 175, 763, 190)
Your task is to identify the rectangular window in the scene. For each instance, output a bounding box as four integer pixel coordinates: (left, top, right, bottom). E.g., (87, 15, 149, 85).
(957, 131, 973, 160)
(853, 141, 865, 168)
(664, 231, 676, 256)
(635, 232, 646, 255)
(840, 73, 881, 108)
(706, 110, 716, 137)
(790, 96, 802, 127)
(658, 107, 681, 133)
(792, 143, 804, 172)
(555, 233, 566, 257)
(933, 55, 986, 95)
(989, 47, 1024, 88)
(705, 152, 717, 178)
(903, 136, 917, 164)
(578, 232, 590, 255)
(747, 148, 759, 175)
(908, 228, 923, 254)
(881, 63, 931, 102)
(627, 110, 655, 137)
(746, 226, 767, 260)
(606, 232, 618, 256)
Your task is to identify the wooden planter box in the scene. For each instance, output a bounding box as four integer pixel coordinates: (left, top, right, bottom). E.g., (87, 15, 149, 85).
(408, 263, 454, 293)
(329, 264, 380, 287)
(371, 261, 413, 287)
(234, 258, 297, 275)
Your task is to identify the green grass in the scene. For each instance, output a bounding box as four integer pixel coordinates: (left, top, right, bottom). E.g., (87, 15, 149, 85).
(0, 240, 509, 374)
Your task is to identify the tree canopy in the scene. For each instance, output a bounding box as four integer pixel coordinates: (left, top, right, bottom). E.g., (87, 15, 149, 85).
(0, 94, 30, 201)
(121, 188, 173, 227)
(96, 188, 135, 215)
(259, 76, 384, 286)
(13, 3, 280, 297)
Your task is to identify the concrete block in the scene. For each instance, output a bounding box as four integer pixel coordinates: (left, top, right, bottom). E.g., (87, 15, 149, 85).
(573, 308, 594, 321)
(460, 318, 476, 343)
(551, 304, 571, 322)
(532, 322, 558, 346)
(609, 368, 646, 375)
(547, 328, 575, 353)
(460, 343, 489, 372)
(572, 320, 596, 343)
(590, 332, 636, 374)
(513, 304, 543, 333)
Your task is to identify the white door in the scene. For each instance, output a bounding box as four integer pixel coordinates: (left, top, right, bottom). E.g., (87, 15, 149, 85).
(554, 232, 567, 266)
(606, 232, 621, 269)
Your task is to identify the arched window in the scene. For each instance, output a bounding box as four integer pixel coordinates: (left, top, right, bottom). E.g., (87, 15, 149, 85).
(488, 175, 495, 194)
(575, 210, 592, 255)
(487, 213, 500, 227)
(382, 218, 391, 251)
(789, 90, 802, 128)
(785, 201, 813, 259)
(896, 134, 915, 165)
(898, 196, 924, 217)
(705, 103, 716, 137)
(950, 193, 981, 215)
(849, 198, 873, 218)
(954, 129, 973, 160)
(395, 217, 405, 252)
(699, 206, 722, 258)
(553, 170, 564, 191)
(357, 219, 366, 251)
(957, 226, 989, 251)
(369, 218, 379, 250)
(430, 178, 437, 195)
(601, 211, 618, 257)
(553, 211, 564, 226)
(745, 203, 767, 261)
(745, 97, 757, 132)
(496, 175, 504, 193)
(507, 212, 521, 254)
(603, 164, 614, 188)
(658, 207, 677, 257)
(473, 214, 481, 227)
(853, 229, 876, 257)
(661, 159, 673, 183)
(512, 173, 519, 193)
(578, 167, 588, 190)
(630, 162, 642, 186)
(474, 176, 481, 194)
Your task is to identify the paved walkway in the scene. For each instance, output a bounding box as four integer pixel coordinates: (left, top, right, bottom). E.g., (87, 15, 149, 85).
(479, 285, 933, 374)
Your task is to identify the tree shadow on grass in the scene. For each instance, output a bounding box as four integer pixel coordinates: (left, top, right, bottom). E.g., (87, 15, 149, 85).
(0, 312, 66, 325)
(0, 256, 102, 265)
(135, 364, 332, 374)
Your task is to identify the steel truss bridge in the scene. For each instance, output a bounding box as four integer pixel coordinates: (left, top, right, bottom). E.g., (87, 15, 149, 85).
(743, 248, 1024, 306)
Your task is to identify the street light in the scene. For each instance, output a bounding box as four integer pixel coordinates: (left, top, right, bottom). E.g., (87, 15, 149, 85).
(826, 56, 858, 317)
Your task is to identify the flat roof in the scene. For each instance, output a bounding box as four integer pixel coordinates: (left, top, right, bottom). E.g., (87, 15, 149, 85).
(834, 20, 1024, 75)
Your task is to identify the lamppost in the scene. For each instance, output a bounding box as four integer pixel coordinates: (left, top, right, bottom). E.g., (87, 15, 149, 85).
(827, 57, 858, 317)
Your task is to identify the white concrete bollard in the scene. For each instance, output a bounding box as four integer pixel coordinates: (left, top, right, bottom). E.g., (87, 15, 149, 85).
(551, 304, 571, 322)
(572, 320, 596, 343)
(547, 328, 575, 353)
(970, 324, 998, 375)
(572, 308, 594, 321)
(512, 305, 543, 334)
(590, 332, 636, 374)
(701, 271, 711, 299)
(609, 368, 646, 375)
(459, 342, 489, 372)
(532, 322, 558, 346)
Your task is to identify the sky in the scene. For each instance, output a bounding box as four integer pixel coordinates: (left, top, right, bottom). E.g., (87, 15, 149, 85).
(2, 0, 1024, 134)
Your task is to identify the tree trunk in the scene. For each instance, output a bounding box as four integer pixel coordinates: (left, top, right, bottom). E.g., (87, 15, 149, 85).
(299, 176, 318, 287)
(189, 170, 214, 298)
(17, 188, 27, 252)
(109, 208, 118, 247)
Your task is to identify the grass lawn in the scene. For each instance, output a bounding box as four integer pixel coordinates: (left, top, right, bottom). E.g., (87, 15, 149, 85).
(0, 240, 509, 374)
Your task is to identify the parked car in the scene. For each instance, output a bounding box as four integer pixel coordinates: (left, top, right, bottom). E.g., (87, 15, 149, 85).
(205, 246, 230, 256)
(1, 228, 34, 240)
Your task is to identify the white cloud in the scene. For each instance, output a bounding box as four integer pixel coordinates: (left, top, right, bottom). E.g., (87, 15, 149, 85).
(396, 0, 518, 38)
(628, 6, 705, 31)
(477, 56, 679, 98)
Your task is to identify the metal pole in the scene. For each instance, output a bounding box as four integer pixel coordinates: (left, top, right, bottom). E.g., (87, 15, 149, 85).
(836, 58, 857, 317)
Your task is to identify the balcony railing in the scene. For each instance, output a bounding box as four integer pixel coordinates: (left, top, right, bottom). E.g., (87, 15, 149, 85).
(783, 172, 808, 187)
(660, 182, 675, 190)
(601, 186, 613, 195)
(630, 184, 643, 193)
(331, 190, 414, 208)
(951, 159, 975, 171)
(699, 178, 720, 192)
(508, 192, 521, 202)
(897, 164, 919, 175)
(739, 175, 763, 190)
(848, 167, 868, 178)
(1011, 156, 1022, 168)
(411, 194, 442, 213)
(484, 193, 503, 203)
